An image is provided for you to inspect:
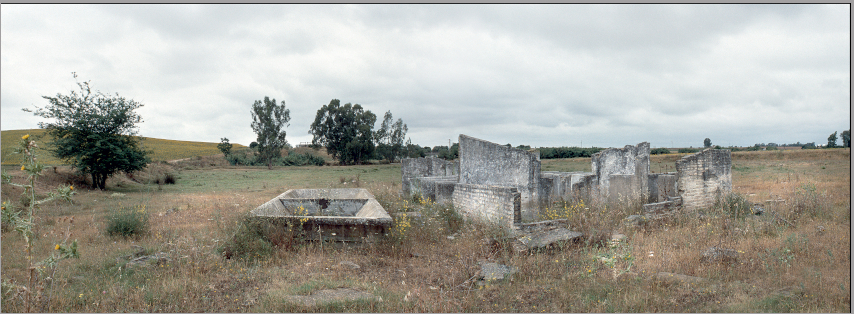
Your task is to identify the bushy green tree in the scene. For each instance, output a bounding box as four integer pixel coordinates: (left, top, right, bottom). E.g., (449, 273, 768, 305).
(29, 74, 150, 190)
(405, 138, 427, 158)
(842, 130, 850, 148)
(374, 111, 408, 163)
(309, 99, 376, 165)
(704, 138, 712, 148)
(251, 96, 290, 169)
(217, 137, 233, 157)
(826, 131, 838, 148)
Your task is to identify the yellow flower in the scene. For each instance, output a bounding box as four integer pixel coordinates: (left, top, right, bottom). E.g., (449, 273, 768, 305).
(21, 165, 25, 171)
(70, 185, 74, 190)
(22, 134, 29, 140)
(55, 244, 60, 250)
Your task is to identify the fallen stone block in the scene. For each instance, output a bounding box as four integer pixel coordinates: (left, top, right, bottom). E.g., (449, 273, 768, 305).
(283, 288, 381, 307)
(652, 272, 706, 285)
(478, 262, 518, 286)
(125, 252, 171, 268)
(513, 219, 570, 234)
(700, 247, 739, 264)
(516, 227, 583, 249)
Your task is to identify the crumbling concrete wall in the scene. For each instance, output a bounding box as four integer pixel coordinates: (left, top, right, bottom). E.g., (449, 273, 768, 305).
(452, 183, 521, 229)
(458, 135, 541, 220)
(409, 176, 457, 204)
(401, 157, 459, 196)
(676, 149, 732, 211)
(648, 172, 678, 203)
(591, 142, 650, 203)
(539, 172, 569, 205)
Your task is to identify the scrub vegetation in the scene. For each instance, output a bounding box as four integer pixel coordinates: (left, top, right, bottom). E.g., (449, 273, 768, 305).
(1, 140, 849, 312)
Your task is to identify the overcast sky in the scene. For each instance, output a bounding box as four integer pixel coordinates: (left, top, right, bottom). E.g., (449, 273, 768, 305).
(1, 4, 850, 149)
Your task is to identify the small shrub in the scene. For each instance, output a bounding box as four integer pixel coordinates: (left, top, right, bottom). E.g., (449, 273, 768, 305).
(650, 148, 671, 155)
(789, 183, 829, 220)
(715, 192, 753, 219)
(219, 215, 276, 260)
(678, 148, 699, 154)
(280, 153, 325, 166)
(106, 204, 149, 238)
(163, 173, 176, 184)
(437, 204, 464, 234)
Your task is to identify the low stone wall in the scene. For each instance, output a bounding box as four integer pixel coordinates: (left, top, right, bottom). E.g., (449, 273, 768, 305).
(647, 172, 677, 203)
(409, 176, 457, 204)
(452, 183, 521, 229)
(676, 149, 732, 211)
(401, 157, 459, 196)
(539, 172, 567, 205)
(569, 172, 598, 202)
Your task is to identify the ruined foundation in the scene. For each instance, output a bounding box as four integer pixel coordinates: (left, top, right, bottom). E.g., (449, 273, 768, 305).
(402, 134, 732, 231)
(251, 188, 392, 242)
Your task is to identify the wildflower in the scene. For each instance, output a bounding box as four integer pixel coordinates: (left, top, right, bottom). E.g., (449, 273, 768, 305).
(70, 185, 74, 190)
(22, 134, 29, 140)
(55, 244, 60, 250)
(21, 165, 25, 171)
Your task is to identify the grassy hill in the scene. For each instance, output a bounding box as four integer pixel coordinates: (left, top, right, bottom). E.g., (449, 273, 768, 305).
(1, 129, 246, 165)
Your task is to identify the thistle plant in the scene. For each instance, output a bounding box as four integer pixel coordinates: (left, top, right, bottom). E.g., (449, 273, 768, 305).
(1, 134, 76, 312)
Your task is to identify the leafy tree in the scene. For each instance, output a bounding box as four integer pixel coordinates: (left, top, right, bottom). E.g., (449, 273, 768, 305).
(217, 137, 233, 157)
(826, 131, 838, 148)
(251, 96, 290, 169)
(249, 141, 258, 149)
(309, 99, 377, 165)
(30, 74, 150, 190)
(374, 111, 408, 163)
(405, 138, 426, 158)
(802, 142, 817, 149)
(826, 132, 838, 148)
(842, 130, 851, 148)
(704, 138, 712, 148)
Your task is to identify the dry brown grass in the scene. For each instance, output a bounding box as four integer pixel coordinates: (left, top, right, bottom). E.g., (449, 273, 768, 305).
(1, 149, 850, 312)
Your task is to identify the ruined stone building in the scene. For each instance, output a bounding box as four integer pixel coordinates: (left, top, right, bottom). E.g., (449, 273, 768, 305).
(402, 135, 732, 229)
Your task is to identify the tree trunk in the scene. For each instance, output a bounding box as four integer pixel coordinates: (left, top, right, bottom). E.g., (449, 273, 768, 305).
(91, 173, 107, 190)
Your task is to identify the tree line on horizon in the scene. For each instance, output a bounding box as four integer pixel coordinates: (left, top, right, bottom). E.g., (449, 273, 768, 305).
(16, 74, 852, 190)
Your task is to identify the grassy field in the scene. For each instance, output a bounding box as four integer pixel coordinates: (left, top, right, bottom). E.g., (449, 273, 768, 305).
(1, 147, 850, 312)
(1, 129, 247, 165)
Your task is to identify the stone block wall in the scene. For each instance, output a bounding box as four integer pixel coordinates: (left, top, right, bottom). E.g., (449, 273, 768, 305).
(676, 149, 732, 211)
(648, 173, 678, 203)
(401, 157, 459, 196)
(452, 183, 521, 228)
(591, 142, 650, 203)
(458, 134, 541, 220)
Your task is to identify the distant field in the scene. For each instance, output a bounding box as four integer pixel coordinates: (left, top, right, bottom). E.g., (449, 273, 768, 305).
(1, 129, 246, 165)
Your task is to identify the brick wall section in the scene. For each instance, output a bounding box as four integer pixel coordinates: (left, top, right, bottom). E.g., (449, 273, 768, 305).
(458, 134, 540, 220)
(591, 142, 650, 203)
(676, 149, 732, 211)
(401, 157, 459, 196)
(452, 183, 521, 228)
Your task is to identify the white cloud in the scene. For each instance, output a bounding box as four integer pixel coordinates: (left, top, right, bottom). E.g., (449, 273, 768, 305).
(2, 4, 849, 149)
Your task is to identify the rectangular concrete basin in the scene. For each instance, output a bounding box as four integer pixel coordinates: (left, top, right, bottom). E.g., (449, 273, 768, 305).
(251, 188, 392, 242)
